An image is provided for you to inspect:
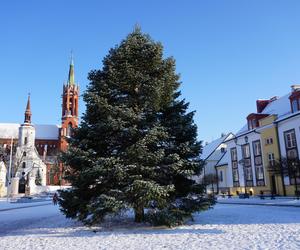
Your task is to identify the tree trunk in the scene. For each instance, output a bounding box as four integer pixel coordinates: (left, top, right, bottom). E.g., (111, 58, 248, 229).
(280, 166, 286, 196)
(134, 206, 144, 223)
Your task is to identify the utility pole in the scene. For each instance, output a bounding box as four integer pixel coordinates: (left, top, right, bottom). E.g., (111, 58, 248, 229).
(6, 137, 13, 202)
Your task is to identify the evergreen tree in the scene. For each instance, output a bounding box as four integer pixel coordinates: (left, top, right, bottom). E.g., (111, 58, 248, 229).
(59, 27, 214, 226)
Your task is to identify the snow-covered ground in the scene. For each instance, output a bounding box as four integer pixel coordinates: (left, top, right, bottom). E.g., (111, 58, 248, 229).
(0, 203, 300, 250)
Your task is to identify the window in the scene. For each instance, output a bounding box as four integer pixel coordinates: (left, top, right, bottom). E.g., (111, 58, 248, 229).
(253, 141, 262, 156)
(23, 152, 26, 157)
(268, 153, 275, 167)
(287, 149, 298, 159)
(255, 156, 262, 165)
(242, 144, 251, 159)
(292, 99, 298, 112)
(22, 162, 26, 168)
(219, 171, 223, 182)
(284, 130, 297, 149)
(248, 120, 252, 130)
(256, 166, 264, 180)
(231, 147, 239, 186)
(24, 137, 28, 145)
(231, 148, 237, 161)
(246, 168, 252, 180)
(265, 138, 273, 145)
(67, 123, 72, 137)
(233, 169, 239, 182)
(221, 147, 226, 153)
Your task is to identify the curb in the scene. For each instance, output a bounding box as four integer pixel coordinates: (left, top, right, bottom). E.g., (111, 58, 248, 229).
(0, 202, 52, 212)
(217, 201, 300, 208)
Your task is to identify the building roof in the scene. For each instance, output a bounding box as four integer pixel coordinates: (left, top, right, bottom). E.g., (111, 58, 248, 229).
(34, 124, 60, 140)
(201, 133, 233, 160)
(261, 94, 291, 118)
(0, 123, 60, 140)
(0, 123, 20, 139)
(236, 92, 293, 136)
(216, 150, 229, 167)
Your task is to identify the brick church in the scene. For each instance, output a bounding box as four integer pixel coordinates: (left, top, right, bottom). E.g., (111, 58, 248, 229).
(0, 58, 79, 189)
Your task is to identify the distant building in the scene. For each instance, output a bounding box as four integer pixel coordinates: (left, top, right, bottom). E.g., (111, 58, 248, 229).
(200, 133, 234, 194)
(0, 58, 79, 196)
(224, 85, 300, 196)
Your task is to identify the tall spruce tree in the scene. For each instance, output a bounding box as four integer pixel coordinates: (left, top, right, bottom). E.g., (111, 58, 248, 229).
(59, 27, 213, 226)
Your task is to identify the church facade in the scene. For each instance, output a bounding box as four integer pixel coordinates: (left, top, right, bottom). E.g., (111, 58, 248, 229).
(0, 59, 79, 196)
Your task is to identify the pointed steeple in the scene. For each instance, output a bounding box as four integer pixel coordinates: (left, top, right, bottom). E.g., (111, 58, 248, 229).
(24, 94, 32, 124)
(67, 52, 75, 85)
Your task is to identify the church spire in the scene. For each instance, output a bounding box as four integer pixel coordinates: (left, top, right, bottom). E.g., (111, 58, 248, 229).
(24, 94, 32, 124)
(67, 52, 75, 85)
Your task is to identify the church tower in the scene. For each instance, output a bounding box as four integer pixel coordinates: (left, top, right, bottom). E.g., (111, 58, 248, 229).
(60, 55, 79, 151)
(14, 94, 47, 194)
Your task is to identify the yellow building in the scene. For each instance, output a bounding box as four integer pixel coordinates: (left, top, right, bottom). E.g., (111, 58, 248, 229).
(226, 86, 300, 197)
(258, 115, 285, 196)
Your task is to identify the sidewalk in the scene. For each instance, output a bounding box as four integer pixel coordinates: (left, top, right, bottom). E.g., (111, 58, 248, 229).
(0, 198, 52, 212)
(217, 196, 300, 207)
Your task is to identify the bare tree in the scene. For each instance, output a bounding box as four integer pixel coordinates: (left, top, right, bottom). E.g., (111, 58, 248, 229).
(268, 157, 300, 198)
(203, 173, 219, 194)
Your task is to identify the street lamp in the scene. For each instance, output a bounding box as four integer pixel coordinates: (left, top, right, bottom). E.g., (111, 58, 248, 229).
(234, 135, 248, 145)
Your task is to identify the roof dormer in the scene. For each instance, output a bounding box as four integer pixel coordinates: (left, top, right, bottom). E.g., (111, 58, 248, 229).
(247, 113, 269, 130)
(289, 85, 300, 113)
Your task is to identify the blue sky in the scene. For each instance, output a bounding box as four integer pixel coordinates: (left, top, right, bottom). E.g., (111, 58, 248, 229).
(1, 1, 300, 143)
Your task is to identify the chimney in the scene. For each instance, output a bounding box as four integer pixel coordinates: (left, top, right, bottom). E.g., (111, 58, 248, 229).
(291, 85, 300, 92)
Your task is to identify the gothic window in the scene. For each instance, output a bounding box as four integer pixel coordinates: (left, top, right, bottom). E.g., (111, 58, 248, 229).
(75, 99, 78, 116)
(22, 162, 26, 168)
(67, 123, 72, 137)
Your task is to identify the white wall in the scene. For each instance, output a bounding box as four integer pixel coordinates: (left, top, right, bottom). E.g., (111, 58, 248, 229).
(226, 131, 263, 188)
(278, 115, 300, 158)
(277, 115, 300, 185)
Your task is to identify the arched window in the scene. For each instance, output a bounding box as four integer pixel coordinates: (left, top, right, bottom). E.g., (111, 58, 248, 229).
(67, 123, 72, 137)
(22, 162, 26, 168)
